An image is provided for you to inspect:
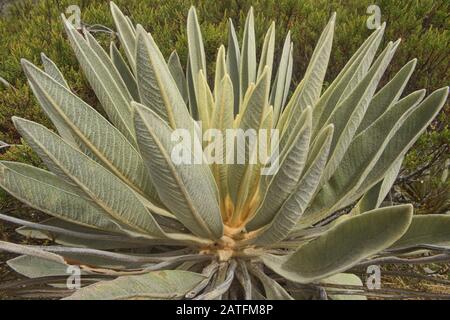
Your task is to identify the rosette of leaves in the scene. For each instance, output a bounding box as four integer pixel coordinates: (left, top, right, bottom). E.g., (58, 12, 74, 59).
(0, 2, 448, 300)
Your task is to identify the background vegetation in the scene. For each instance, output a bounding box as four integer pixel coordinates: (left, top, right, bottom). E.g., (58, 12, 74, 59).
(0, 0, 448, 297)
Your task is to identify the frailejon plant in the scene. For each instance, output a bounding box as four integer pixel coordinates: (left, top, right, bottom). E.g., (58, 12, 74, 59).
(0, 2, 449, 299)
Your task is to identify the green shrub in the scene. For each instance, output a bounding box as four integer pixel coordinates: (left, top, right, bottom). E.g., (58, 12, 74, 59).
(0, 0, 448, 194)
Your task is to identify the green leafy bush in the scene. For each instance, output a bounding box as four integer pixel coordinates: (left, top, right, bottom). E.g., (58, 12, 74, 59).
(0, 0, 448, 143)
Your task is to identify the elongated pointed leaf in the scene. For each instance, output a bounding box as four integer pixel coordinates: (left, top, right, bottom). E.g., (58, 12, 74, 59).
(214, 45, 227, 101)
(110, 42, 140, 101)
(186, 57, 198, 119)
(211, 75, 234, 204)
(110, 2, 137, 71)
(133, 103, 223, 240)
(257, 22, 275, 79)
(283, 14, 335, 143)
(263, 205, 413, 283)
(312, 24, 385, 134)
(15, 217, 146, 250)
(248, 264, 293, 300)
(21, 59, 159, 202)
(228, 69, 270, 203)
(187, 6, 207, 95)
(0, 161, 120, 232)
(33, 55, 76, 147)
(185, 8, 206, 119)
(62, 17, 135, 142)
(302, 89, 427, 225)
(168, 50, 188, 103)
(12, 117, 165, 237)
(226, 18, 240, 115)
(240, 7, 257, 103)
(248, 108, 312, 230)
(135, 26, 193, 131)
(40, 53, 69, 88)
(270, 32, 292, 123)
(84, 30, 133, 101)
(357, 59, 417, 134)
(390, 215, 450, 250)
(320, 41, 399, 184)
(351, 87, 449, 203)
(354, 156, 403, 214)
(252, 125, 332, 245)
(0, 241, 66, 264)
(197, 70, 214, 129)
(64, 270, 205, 300)
(8, 255, 70, 278)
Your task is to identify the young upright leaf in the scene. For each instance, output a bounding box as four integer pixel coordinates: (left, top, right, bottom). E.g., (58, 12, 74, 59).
(168, 50, 188, 103)
(226, 18, 241, 115)
(110, 42, 140, 101)
(187, 7, 207, 93)
(211, 75, 234, 206)
(133, 103, 223, 240)
(110, 2, 137, 71)
(270, 32, 292, 124)
(228, 69, 270, 203)
(197, 70, 214, 129)
(240, 7, 257, 103)
(62, 17, 135, 142)
(283, 14, 335, 142)
(135, 26, 193, 131)
(214, 45, 227, 101)
(257, 22, 275, 79)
